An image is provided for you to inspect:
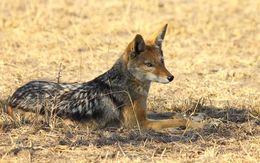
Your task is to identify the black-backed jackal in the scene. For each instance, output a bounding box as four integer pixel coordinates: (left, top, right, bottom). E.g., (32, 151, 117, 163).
(7, 24, 201, 130)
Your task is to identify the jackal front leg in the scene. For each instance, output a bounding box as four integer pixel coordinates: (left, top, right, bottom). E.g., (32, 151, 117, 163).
(122, 102, 202, 130)
(143, 118, 202, 130)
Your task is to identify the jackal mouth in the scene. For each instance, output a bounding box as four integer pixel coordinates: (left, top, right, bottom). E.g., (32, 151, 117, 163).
(155, 76, 173, 84)
(144, 72, 174, 84)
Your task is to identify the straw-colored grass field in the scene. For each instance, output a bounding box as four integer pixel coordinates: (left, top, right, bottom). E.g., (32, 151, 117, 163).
(0, 0, 259, 162)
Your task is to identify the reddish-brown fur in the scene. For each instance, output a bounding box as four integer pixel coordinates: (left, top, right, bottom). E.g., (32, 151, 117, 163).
(120, 24, 201, 130)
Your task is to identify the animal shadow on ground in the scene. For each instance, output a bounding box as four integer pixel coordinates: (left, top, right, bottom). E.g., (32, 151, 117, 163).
(56, 104, 259, 147)
(88, 105, 259, 147)
(0, 98, 259, 147)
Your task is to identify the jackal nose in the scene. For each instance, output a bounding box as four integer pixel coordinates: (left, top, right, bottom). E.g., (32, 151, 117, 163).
(167, 75, 174, 82)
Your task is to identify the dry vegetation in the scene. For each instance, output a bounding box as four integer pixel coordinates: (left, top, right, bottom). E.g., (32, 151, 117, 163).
(0, 0, 260, 162)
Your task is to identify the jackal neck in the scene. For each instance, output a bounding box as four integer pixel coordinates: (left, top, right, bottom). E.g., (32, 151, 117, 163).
(120, 56, 151, 101)
(99, 56, 151, 99)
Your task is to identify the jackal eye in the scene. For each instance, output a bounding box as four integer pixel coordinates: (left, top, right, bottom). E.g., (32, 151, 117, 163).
(144, 62, 153, 67)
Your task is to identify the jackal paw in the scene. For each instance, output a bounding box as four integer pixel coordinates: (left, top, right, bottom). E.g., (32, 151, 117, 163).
(186, 117, 206, 129)
(190, 113, 206, 122)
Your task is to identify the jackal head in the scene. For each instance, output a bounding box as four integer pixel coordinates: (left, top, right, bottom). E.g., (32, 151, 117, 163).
(125, 24, 174, 84)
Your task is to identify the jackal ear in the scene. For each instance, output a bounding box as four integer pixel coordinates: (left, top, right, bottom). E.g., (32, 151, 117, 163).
(148, 24, 168, 48)
(128, 34, 145, 58)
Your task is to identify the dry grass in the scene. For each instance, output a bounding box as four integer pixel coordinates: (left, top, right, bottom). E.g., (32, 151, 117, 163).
(0, 0, 259, 162)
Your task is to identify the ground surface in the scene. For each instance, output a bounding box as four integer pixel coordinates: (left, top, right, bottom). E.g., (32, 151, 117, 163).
(0, 0, 259, 162)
